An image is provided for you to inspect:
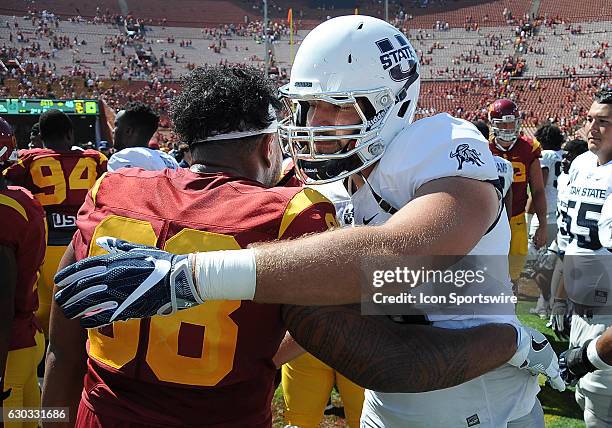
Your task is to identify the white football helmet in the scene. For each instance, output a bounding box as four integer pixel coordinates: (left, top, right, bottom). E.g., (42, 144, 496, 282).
(278, 15, 420, 184)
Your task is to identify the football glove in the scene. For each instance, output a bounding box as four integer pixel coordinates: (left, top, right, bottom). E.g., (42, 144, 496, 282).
(508, 325, 565, 392)
(54, 237, 203, 328)
(548, 299, 571, 341)
(559, 341, 596, 387)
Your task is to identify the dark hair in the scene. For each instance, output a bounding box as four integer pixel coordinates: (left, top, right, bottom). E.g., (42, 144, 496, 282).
(30, 122, 40, 136)
(534, 123, 564, 151)
(565, 138, 588, 154)
(121, 102, 160, 139)
(171, 66, 281, 147)
(594, 88, 612, 104)
(472, 120, 490, 140)
(39, 109, 73, 141)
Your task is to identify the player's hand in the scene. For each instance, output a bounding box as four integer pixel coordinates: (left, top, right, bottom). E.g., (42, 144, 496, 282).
(559, 347, 582, 387)
(508, 325, 565, 392)
(54, 237, 203, 328)
(533, 224, 547, 249)
(549, 299, 570, 340)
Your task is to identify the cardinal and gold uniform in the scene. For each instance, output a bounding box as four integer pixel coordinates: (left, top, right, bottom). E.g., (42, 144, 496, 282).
(490, 136, 542, 281)
(278, 163, 364, 427)
(3, 148, 107, 334)
(70, 167, 336, 427)
(0, 186, 46, 428)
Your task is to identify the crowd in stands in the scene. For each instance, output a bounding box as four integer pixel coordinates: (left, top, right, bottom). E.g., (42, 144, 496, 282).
(0, 2, 609, 147)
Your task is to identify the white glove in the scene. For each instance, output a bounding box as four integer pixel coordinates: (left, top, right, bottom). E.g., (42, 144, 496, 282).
(508, 324, 565, 391)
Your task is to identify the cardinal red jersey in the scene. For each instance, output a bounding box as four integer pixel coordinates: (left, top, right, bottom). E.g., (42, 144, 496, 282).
(0, 186, 45, 350)
(490, 136, 541, 217)
(71, 167, 337, 427)
(4, 148, 107, 245)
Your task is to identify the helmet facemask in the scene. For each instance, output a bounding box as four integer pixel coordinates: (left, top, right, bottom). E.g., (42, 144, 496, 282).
(278, 87, 401, 184)
(491, 116, 521, 145)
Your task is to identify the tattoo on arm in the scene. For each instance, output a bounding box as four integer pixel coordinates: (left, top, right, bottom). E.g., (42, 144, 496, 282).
(282, 305, 513, 393)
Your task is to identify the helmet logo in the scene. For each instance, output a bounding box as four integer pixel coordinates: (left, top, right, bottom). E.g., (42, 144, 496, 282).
(450, 144, 484, 170)
(376, 35, 418, 82)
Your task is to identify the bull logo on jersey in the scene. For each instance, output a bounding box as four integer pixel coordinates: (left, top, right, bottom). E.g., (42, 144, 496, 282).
(450, 144, 484, 170)
(376, 35, 419, 84)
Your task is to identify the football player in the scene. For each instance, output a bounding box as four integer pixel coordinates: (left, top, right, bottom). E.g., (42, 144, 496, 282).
(55, 16, 564, 427)
(108, 102, 179, 171)
(474, 119, 514, 221)
(3, 109, 107, 335)
(42, 66, 340, 427)
(528, 123, 565, 318)
(562, 89, 612, 427)
(489, 99, 547, 288)
(548, 138, 588, 338)
(0, 117, 46, 428)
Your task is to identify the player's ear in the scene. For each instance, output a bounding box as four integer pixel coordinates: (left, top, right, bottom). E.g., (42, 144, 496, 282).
(261, 133, 276, 168)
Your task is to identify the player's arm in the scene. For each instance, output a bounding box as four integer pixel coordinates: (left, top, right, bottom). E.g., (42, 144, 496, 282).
(56, 176, 499, 306)
(0, 246, 17, 391)
(282, 304, 519, 392)
(272, 331, 306, 368)
(251, 176, 498, 304)
(528, 159, 547, 248)
(42, 243, 88, 427)
(561, 327, 612, 386)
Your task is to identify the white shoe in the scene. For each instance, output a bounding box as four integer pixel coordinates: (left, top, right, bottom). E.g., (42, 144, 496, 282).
(529, 295, 550, 319)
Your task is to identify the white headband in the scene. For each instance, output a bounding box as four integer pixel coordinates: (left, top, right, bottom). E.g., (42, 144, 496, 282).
(192, 105, 278, 143)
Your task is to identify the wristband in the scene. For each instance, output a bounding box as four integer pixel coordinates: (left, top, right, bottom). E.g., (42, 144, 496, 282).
(587, 336, 612, 371)
(193, 248, 257, 301)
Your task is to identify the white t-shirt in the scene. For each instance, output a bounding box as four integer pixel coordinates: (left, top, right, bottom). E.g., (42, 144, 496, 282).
(354, 113, 537, 426)
(108, 147, 179, 172)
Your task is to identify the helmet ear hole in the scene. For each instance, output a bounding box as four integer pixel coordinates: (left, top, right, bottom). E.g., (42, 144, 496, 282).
(397, 101, 411, 118)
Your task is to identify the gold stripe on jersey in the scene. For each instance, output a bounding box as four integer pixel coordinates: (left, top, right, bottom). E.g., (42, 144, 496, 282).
(0, 193, 28, 221)
(90, 172, 107, 206)
(278, 188, 333, 239)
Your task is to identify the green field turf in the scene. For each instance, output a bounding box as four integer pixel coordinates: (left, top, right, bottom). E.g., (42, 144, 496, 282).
(272, 300, 587, 427)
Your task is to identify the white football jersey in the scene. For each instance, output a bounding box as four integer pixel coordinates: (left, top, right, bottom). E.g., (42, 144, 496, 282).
(355, 113, 537, 427)
(494, 155, 513, 197)
(108, 147, 180, 172)
(600, 194, 612, 249)
(541, 149, 564, 221)
(554, 172, 571, 253)
(563, 151, 611, 306)
(565, 151, 611, 256)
